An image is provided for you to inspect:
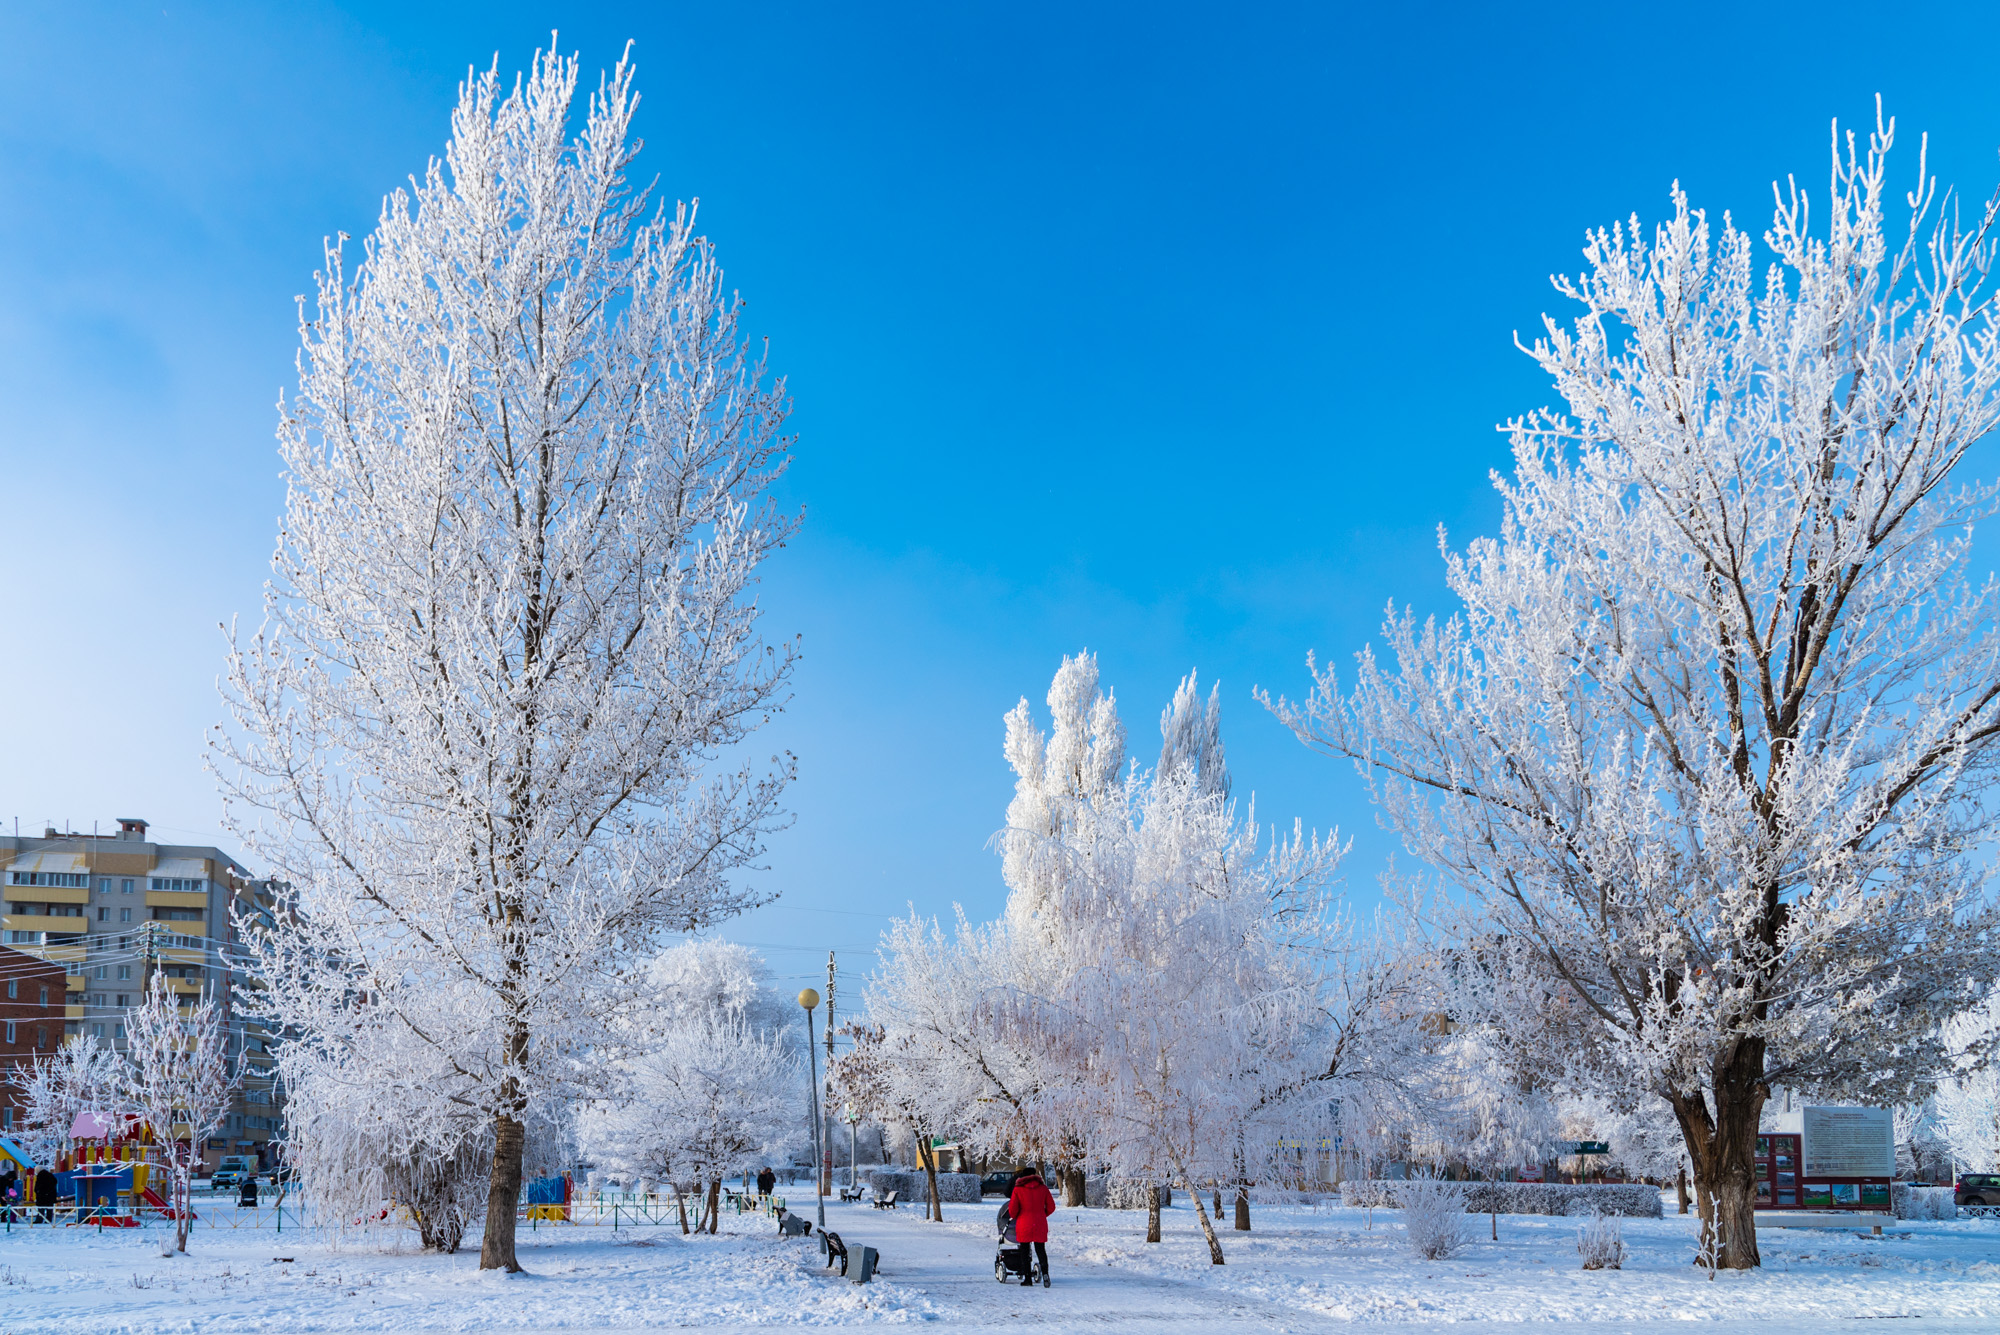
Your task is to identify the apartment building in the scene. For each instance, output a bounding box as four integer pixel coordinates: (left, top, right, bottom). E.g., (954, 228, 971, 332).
(0, 943, 69, 1134)
(0, 818, 285, 1168)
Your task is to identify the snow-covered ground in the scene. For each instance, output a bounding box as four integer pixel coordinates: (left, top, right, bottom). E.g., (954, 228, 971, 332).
(1, 1195, 1997, 1332)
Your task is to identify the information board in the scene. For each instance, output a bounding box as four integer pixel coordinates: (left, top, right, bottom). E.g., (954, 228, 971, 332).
(1801, 1106, 1894, 1178)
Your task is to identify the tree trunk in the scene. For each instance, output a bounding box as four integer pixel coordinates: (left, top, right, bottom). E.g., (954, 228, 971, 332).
(1181, 1167, 1226, 1265)
(1146, 1184, 1162, 1243)
(1670, 1044, 1767, 1270)
(1233, 1184, 1250, 1232)
(479, 1102, 527, 1272)
(706, 1177, 721, 1233)
(1062, 1164, 1085, 1208)
(914, 1126, 943, 1222)
(675, 1184, 690, 1235)
(1676, 1165, 1690, 1215)
(1213, 1187, 1222, 1218)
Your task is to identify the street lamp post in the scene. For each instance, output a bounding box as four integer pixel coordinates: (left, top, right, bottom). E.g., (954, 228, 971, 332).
(844, 1102, 860, 1191)
(799, 988, 826, 1229)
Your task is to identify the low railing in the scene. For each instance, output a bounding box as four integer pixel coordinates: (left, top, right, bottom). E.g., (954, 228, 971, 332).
(1, 1194, 307, 1233)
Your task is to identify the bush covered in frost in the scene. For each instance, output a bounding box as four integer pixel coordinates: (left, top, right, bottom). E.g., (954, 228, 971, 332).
(1399, 1174, 1474, 1260)
(1341, 1179, 1661, 1218)
(858, 1169, 981, 1203)
(1893, 1185, 1958, 1221)
(1083, 1178, 1175, 1209)
(1576, 1212, 1626, 1269)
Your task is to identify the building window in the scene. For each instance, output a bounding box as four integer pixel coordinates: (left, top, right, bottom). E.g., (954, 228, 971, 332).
(115, 994, 128, 1007)
(92, 965, 106, 980)
(150, 878, 205, 894)
(1, 1107, 10, 1130)
(4, 980, 12, 999)
(153, 908, 204, 922)
(121, 878, 133, 894)
(33, 1027, 44, 1049)
(98, 878, 110, 895)
(91, 1023, 104, 1038)
(119, 908, 132, 923)
(8, 872, 88, 888)
(117, 965, 131, 980)
(113, 1023, 124, 1040)
(39, 986, 48, 1006)
(3, 1021, 13, 1043)
(97, 906, 108, 921)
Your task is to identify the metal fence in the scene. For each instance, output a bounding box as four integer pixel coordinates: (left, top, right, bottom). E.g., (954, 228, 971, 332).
(0, 1187, 797, 1238)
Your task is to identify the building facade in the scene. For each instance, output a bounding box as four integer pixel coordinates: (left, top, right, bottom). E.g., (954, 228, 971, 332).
(0, 818, 283, 1168)
(0, 943, 70, 1134)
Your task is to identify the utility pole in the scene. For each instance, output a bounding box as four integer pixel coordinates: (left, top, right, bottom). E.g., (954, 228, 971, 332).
(823, 952, 836, 1198)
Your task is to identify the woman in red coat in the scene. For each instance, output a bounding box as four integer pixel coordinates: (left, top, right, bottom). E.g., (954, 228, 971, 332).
(1005, 1168, 1056, 1285)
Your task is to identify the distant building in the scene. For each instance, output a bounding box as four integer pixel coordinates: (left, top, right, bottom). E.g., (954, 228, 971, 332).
(0, 943, 69, 1134)
(0, 818, 284, 1168)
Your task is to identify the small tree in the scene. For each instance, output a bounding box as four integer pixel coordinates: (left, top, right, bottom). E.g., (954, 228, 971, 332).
(122, 976, 241, 1253)
(580, 1015, 801, 1232)
(6, 1034, 125, 1170)
(1273, 108, 2000, 1267)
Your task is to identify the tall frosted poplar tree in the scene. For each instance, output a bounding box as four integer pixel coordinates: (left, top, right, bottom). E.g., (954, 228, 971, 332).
(216, 46, 795, 1271)
(1274, 110, 2000, 1268)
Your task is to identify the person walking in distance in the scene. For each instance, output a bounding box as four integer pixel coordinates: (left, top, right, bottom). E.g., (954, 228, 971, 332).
(1006, 1168, 1055, 1286)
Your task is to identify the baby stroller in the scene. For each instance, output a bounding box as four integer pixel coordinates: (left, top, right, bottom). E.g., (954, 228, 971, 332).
(993, 1203, 1048, 1286)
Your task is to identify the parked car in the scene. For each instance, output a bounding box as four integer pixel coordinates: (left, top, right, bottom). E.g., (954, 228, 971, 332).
(980, 1170, 1057, 1198)
(212, 1156, 259, 1191)
(1957, 1173, 2000, 1208)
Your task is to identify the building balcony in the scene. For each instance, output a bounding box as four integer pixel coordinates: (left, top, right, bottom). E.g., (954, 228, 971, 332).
(145, 890, 209, 910)
(5, 885, 90, 905)
(3, 914, 90, 935)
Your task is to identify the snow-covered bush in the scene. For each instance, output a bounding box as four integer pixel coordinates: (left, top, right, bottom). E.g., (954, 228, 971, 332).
(1576, 1212, 1625, 1269)
(1399, 1174, 1473, 1260)
(1340, 1179, 1660, 1218)
(1087, 1178, 1175, 1210)
(1893, 1185, 1958, 1221)
(858, 1169, 980, 1203)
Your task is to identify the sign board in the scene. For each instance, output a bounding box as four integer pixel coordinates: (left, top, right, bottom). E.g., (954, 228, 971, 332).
(1801, 1107, 1894, 1179)
(1560, 1141, 1611, 1155)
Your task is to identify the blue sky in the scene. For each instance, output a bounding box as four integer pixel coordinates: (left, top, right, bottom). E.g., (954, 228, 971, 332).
(5, 1, 2000, 986)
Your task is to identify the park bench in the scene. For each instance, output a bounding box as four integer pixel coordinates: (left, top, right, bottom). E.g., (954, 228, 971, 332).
(838, 1185, 864, 1202)
(871, 1191, 899, 1210)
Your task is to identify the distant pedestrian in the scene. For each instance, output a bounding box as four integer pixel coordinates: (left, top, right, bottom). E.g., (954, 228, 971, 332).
(33, 1167, 57, 1223)
(1005, 1168, 1055, 1286)
(756, 1166, 776, 1198)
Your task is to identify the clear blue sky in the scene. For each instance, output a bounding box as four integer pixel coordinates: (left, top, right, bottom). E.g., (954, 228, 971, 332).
(6, 1, 2000, 986)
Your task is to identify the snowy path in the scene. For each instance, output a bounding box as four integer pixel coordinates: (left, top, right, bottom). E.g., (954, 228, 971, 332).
(811, 1198, 1341, 1331)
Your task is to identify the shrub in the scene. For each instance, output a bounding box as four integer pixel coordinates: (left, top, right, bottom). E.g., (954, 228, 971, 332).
(1576, 1212, 1625, 1269)
(1892, 1185, 1957, 1221)
(1400, 1173, 1473, 1260)
(1083, 1178, 1175, 1210)
(858, 1169, 981, 1203)
(1340, 1179, 1661, 1218)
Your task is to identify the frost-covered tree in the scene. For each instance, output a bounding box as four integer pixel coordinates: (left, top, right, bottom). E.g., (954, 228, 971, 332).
(580, 939, 801, 1231)
(999, 656, 1383, 1264)
(857, 911, 1052, 1177)
(122, 977, 241, 1253)
(1272, 109, 2000, 1267)
(1935, 992, 2000, 1173)
(216, 45, 794, 1271)
(5, 1034, 126, 1170)
(579, 1014, 801, 1232)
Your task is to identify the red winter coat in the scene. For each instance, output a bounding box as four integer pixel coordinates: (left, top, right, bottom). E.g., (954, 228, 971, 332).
(1007, 1175, 1055, 1243)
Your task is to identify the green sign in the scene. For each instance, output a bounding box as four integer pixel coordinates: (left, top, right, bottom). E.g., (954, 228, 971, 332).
(1562, 1141, 1610, 1155)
